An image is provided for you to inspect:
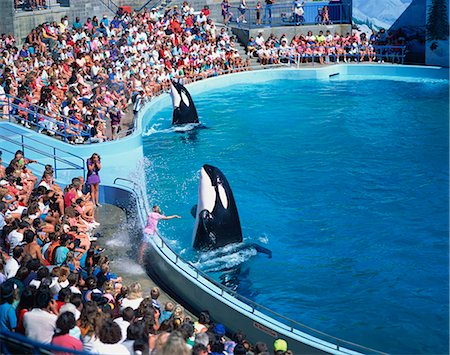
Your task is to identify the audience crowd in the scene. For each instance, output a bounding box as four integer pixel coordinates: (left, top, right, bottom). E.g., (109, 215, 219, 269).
(0, 5, 248, 143)
(0, 150, 292, 354)
(247, 28, 406, 65)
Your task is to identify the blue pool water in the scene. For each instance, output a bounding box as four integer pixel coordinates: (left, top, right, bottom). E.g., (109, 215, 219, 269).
(142, 76, 449, 354)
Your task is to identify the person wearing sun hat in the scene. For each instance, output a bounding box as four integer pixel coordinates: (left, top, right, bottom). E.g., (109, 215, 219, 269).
(273, 338, 288, 354)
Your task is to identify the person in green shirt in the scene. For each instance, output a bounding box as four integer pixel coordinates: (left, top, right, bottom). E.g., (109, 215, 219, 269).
(316, 30, 326, 44)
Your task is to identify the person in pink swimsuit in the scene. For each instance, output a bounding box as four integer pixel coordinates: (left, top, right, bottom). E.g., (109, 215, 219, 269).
(138, 205, 181, 264)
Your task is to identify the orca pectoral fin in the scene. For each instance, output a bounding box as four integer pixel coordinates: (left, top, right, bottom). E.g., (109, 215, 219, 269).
(191, 205, 198, 218)
(249, 243, 273, 259)
(194, 210, 216, 250)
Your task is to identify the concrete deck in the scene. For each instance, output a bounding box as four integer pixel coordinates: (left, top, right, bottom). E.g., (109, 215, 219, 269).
(94, 203, 196, 319)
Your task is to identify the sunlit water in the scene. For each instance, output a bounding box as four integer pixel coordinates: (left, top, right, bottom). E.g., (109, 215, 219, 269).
(142, 76, 449, 354)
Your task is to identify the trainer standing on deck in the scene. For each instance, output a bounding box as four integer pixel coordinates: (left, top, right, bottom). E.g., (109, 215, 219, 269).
(139, 205, 181, 264)
(86, 153, 101, 207)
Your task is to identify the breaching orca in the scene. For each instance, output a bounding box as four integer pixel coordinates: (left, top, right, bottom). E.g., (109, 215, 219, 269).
(192, 164, 241, 250)
(170, 81, 199, 125)
(192, 164, 272, 258)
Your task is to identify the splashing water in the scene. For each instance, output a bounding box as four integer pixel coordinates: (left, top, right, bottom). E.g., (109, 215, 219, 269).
(143, 122, 202, 136)
(109, 257, 147, 276)
(257, 234, 269, 245)
(193, 245, 258, 273)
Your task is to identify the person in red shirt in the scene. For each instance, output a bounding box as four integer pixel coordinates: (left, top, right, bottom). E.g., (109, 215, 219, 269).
(170, 16, 182, 34)
(51, 312, 83, 355)
(64, 184, 76, 209)
(185, 15, 194, 28)
(201, 5, 210, 17)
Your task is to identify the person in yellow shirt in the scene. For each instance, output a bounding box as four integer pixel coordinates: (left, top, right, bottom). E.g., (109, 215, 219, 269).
(58, 17, 67, 33)
(316, 30, 326, 44)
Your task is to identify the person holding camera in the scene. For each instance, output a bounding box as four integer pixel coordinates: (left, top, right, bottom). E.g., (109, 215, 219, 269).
(86, 153, 101, 207)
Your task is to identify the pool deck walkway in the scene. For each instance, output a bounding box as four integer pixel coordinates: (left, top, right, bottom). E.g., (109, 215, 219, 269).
(94, 203, 196, 320)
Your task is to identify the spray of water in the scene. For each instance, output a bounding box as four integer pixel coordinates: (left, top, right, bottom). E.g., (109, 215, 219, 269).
(143, 122, 201, 136)
(196, 247, 258, 273)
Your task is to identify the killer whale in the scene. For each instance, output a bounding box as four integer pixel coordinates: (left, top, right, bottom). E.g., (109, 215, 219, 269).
(192, 164, 272, 258)
(192, 164, 241, 250)
(170, 80, 199, 125)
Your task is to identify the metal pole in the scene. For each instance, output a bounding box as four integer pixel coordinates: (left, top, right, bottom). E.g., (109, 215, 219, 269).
(53, 147, 57, 179)
(64, 119, 67, 143)
(8, 95, 11, 122)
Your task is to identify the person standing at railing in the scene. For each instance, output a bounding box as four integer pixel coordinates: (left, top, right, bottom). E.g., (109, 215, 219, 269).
(237, 0, 248, 24)
(292, 0, 304, 25)
(264, 0, 274, 25)
(256, 1, 262, 25)
(138, 205, 181, 264)
(86, 153, 101, 208)
(221, 0, 233, 25)
(321, 5, 330, 25)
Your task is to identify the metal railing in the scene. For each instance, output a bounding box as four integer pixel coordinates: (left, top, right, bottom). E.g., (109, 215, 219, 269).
(96, 0, 119, 13)
(14, 0, 70, 11)
(0, 329, 88, 355)
(112, 177, 385, 355)
(2, 95, 94, 144)
(257, 45, 407, 66)
(223, 2, 349, 28)
(0, 124, 85, 179)
(139, 0, 166, 12)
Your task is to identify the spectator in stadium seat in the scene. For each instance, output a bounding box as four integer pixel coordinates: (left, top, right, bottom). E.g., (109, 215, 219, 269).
(91, 318, 129, 354)
(0, 281, 17, 332)
(23, 287, 58, 343)
(51, 311, 83, 352)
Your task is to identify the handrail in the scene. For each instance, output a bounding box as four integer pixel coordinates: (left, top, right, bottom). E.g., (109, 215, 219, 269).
(96, 0, 119, 13)
(112, 177, 385, 355)
(219, 2, 350, 28)
(0, 125, 86, 168)
(0, 125, 85, 179)
(5, 94, 93, 143)
(7, 95, 88, 130)
(0, 329, 88, 355)
(265, 45, 407, 66)
(138, 0, 167, 12)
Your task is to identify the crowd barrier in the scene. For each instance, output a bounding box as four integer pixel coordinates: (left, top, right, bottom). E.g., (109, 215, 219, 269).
(225, 2, 349, 29)
(0, 124, 86, 179)
(14, 0, 71, 11)
(266, 45, 407, 65)
(1, 94, 94, 143)
(0, 329, 88, 355)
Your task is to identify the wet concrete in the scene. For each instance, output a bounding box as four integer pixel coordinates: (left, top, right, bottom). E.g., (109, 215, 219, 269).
(94, 203, 195, 319)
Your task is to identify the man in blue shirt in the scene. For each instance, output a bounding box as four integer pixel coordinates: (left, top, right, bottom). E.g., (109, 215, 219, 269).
(100, 15, 109, 28)
(111, 16, 121, 29)
(72, 17, 82, 30)
(0, 282, 17, 332)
